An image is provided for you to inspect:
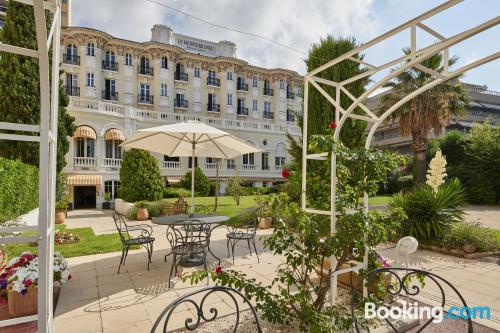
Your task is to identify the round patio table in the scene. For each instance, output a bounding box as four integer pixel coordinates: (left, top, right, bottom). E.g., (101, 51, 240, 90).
(152, 214, 229, 267)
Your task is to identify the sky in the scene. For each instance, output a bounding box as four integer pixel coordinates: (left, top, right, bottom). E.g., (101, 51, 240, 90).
(72, 0, 500, 91)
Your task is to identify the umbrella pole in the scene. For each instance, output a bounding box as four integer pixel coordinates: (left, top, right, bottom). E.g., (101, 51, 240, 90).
(214, 158, 220, 212)
(191, 138, 195, 214)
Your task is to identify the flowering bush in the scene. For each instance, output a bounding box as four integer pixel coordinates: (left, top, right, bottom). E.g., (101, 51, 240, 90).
(0, 252, 71, 302)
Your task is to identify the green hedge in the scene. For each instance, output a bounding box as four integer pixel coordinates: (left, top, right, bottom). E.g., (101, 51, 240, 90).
(179, 167, 210, 196)
(162, 187, 192, 198)
(119, 149, 163, 202)
(0, 157, 39, 223)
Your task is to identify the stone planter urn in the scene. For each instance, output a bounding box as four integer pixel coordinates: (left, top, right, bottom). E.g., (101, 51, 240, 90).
(136, 207, 149, 221)
(54, 209, 66, 224)
(258, 216, 272, 229)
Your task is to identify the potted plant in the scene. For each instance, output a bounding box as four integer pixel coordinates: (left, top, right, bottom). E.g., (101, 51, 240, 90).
(55, 198, 68, 224)
(102, 192, 112, 210)
(0, 252, 71, 318)
(135, 201, 149, 221)
(255, 195, 272, 229)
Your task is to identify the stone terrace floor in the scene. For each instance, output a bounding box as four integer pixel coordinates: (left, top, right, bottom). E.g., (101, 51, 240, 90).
(50, 209, 500, 333)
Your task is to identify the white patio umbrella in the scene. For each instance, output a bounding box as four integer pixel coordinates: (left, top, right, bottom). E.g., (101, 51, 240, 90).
(121, 121, 262, 212)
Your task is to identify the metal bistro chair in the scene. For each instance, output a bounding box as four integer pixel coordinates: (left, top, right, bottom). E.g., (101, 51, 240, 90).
(226, 208, 260, 264)
(112, 213, 155, 274)
(164, 220, 211, 287)
(150, 286, 263, 333)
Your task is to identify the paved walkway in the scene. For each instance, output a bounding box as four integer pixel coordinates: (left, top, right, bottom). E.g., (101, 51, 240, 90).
(463, 205, 500, 230)
(52, 210, 500, 332)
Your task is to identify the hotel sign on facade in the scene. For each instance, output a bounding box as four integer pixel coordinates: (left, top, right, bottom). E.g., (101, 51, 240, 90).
(174, 36, 217, 57)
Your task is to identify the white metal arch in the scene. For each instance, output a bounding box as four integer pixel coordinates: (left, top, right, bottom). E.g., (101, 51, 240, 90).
(0, 0, 62, 331)
(301, 0, 500, 304)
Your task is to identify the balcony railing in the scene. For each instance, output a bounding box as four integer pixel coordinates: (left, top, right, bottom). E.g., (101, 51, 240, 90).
(102, 90, 118, 101)
(63, 54, 80, 65)
(139, 66, 154, 76)
(287, 92, 295, 99)
(66, 86, 80, 97)
(102, 60, 118, 71)
(263, 111, 274, 119)
(226, 163, 236, 170)
(175, 71, 188, 82)
(237, 82, 248, 91)
(237, 107, 249, 116)
(242, 164, 256, 171)
(138, 94, 154, 104)
(207, 77, 220, 87)
(207, 103, 220, 113)
(174, 99, 188, 108)
(103, 158, 121, 167)
(275, 165, 284, 171)
(162, 161, 181, 169)
(204, 163, 216, 170)
(74, 157, 96, 167)
(263, 87, 274, 96)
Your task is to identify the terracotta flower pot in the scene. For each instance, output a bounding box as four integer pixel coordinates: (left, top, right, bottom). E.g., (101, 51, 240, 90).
(55, 210, 66, 224)
(7, 284, 61, 318)
(136, 207, 149, 221)
(258, 217, 272, 229)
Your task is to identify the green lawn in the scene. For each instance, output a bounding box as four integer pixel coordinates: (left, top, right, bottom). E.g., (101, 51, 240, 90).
(166, 195, 257, 217)
(5, 225, 133, 259)
(365, 195, 392, 205)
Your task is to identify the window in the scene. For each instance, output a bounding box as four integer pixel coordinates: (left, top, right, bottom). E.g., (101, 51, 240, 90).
(188, 157, 198, 168)
(208, 70, 216, 79)
(104, 180, 121, 199)
(75, 136, 95, 158)
(226, 159, 236, 170)
(275, 143, 286, 169)
(194, 67, 200, 77)
(105, 50, 115, 64)
(208, 93, 216, 106)
(262, 152, 269, 170)
(140, 83, 150, 97)
(105, 138, 122, 159)
(66, 44, 77, 57)
(253, 99, 258, 111)
(161, 56, 168, 69)
(160, 83, 167, 97)
(275, 156, 286, 167)
(252, 76, 258, 87)
(164, 155, 180, 162)
(206, 157, 215, 164)
(279, 79, 284, 89)
(86, 43, 95, 56)
(125, 53, 132, 66)
(86, 73, 94, 87)
(243, 153, 254, 165)
(227, 93, 232, 105)
(264, 101, 271, 112)
(227, 71, 233, 80)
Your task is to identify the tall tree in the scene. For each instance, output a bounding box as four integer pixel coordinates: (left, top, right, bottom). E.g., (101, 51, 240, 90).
(0, 1, 75, 173)
(286, 36, 369, 208)
(381, 49, 468, 184)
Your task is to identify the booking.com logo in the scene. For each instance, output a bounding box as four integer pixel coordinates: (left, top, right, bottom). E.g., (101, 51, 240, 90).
(365, 301, 491, 323)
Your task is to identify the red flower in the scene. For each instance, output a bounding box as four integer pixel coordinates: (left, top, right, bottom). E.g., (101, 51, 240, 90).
(24, 279, 33, 287)
(214, 266, 222, 274)
(281, 168, 290, 179)
(68, 274, 72, 280)
(328, 121, 337, 129)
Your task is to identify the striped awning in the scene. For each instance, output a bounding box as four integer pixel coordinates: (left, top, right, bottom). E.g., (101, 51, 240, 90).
(73, 126, 96, 139)
(104, 128, 125, 141)
(67, 174, 102, 189)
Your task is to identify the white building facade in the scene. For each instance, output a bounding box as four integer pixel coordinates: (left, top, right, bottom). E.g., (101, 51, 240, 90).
(60, 25, 303, 209)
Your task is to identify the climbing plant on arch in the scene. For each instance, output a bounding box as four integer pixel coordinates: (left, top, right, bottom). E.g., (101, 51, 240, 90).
(301, 0, 500, 303)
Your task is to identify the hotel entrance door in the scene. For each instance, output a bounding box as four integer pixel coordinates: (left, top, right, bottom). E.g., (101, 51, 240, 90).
(74, 186, 96, 209)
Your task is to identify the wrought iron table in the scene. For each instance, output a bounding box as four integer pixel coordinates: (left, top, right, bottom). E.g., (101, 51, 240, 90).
(152, 214, 229, 267)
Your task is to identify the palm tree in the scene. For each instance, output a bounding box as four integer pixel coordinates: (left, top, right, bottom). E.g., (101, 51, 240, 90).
(381, 49, 468, 184)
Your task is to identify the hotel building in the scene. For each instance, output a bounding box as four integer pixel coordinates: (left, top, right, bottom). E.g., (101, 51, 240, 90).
(59, 24, 303, 209)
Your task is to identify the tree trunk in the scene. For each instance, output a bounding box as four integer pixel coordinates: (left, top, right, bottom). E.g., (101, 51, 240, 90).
(412, 132, 427, 184)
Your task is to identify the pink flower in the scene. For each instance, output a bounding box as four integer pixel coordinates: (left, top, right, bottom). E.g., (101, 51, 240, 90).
(215, 266, 222, 274)
(24, 279, 33, 287)
(328, 121, 337, 129)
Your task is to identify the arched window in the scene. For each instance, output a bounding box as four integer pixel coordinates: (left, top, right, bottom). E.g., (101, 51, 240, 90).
(175, 63, 187, 81)
(140, 56, 152, 75)
(65, 44, 78, 63)
(264, 79, 270, 90)
(86, 43, 95, 56)
(104, 129, 125, 160)
(73, 125, 96, 159)
(125, 53, 133, 66)
(105, 50, 115, 64)
(161, 56, 168, 69)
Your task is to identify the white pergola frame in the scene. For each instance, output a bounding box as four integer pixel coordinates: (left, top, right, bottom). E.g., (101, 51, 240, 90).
(301, 0, 499, 303)
(0, 0, 61, 331)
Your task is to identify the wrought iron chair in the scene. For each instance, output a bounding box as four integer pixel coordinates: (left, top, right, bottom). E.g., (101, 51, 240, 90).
(150, 286, 263, 333)
(351, 267, 474, 332)
(226, 208, 260, 264)
(164, 221, 211, 287)
(112, 213, 155, 274)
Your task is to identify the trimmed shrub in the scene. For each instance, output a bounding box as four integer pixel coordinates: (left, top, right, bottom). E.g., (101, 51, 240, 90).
(162, 187, 191, 198)
(0, 157, 39, 223)
(442, 222, 499, 252)
(179, 167, 210, 197)
(390, 179, 466, 241)
(119, 149, 163, 202)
